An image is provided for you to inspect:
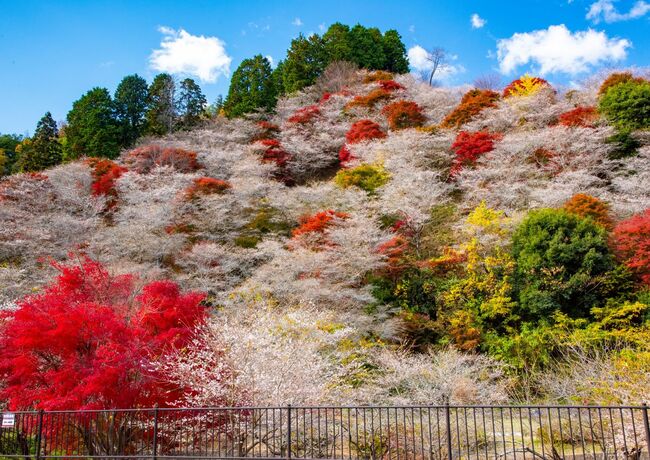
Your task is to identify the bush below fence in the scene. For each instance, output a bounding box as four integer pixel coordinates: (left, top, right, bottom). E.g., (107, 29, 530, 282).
(0, 404, 649, 460)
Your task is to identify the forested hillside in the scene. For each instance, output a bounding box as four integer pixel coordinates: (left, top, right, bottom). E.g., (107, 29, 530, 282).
(1, 65, 649, 410)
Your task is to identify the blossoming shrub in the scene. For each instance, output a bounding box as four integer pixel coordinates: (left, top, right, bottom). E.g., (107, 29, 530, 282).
(450, 131, 501, 176)
(598, 79, 650, 130)
(441, 89, 500, 128)
(563, 193, 612, 229)
(124, 145, 201, 173)
(345, 119, 387, 144)
(612, 209, 650, 286)
(345, 88, 393, 109)
(557, 106, 599, 128)
(381, 101, 427, 130)
(184, 177, 232, 200)
(287, 105, 321, 124)
(502, 75, 550, 98)
(334, 163, 390, 194)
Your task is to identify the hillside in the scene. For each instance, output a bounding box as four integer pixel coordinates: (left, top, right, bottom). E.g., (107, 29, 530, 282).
(1, 69, 649, 407)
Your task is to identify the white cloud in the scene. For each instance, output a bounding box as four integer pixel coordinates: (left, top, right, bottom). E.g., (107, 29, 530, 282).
(150, 27, 231, 83)
(407, 45, 464, 80)
(319, 23, 326, 32)
(496, 24, 630, 75)
(587, 0, 650, 23)
(409, 25, 416, 33)
(266, 55, 274, 67)
(471, 13, 486, 29)
(292, 17, 303, 26)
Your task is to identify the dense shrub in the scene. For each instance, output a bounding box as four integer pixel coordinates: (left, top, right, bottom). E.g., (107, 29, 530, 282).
(450, 131, 501, 177)
(334, 163, 390, 193)
(606, 129, 640, 159)
(512, 209, 616, 319)
(345, 119, 387, 144)
(292, 210, 350, 238)
(563, 193, 612, 229)
(381, 101, 426, 130)
(185, 177, 232, 200)
(612, 209, 650, 286)
(0, 258, 206, 410)
(364, 70, 394, 82)
(598, 72, 646, 96)
(124, 145, 201, 173)
(502, 75, 550, 98)
(557, 106, 599, 128)
(287, 105, 321, 124)
(86, 158, 127, 199)
(441, 89, 500, 128)
(378, 80, 405, 91)
(598, 79, 650, 130)
(345, 88, 393, 109)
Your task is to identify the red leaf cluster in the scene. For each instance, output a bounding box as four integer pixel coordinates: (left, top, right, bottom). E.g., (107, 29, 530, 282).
(441, 89, 500, 128)
(345, 119, 387, 144)
(376, 236, 410, 278)
(378, 80, 405, 91)
(557, 106, 599, 128)
(184, 177, 232, 200)
(288, 105, 321, 124)
(124, 145, 201, 174)
(381, 101, 427, 130)
(563, 193, 612, 228)
(253, 121, 280, 141)
(339, 145, 353, 166)
(0, 257, 206, 411)
(259, 138, 291, 167)
(450, 131, 501, 177)
(292, 210, 350, 238)
(612, 209, 650, 286)
(87, 158, 127, 199)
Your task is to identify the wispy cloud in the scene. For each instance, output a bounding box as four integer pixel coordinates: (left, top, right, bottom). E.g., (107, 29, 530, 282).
(586, 0, 650, 23)
(471, 13, 486, 29)
(150, 27, 232, 83)
(292, 17, 303, 26)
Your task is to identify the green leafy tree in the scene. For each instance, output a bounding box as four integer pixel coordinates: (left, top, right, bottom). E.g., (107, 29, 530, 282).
(17, 112, 62, 171)
(349, 25, 386, 70)
(598, 79, 650, 130)
(65, 88, 121, 159)
(280, 34, 327, 93)
(0, 133, 22, 175)
(225, 55, 277, 117)
(146, 73, 176, 135)
(114, 74, 149, 147)
(177, 78, 207, 128)
(512, 209, 617, 320)
(382, 30, 409, 73)
(323, 23, 353, 62)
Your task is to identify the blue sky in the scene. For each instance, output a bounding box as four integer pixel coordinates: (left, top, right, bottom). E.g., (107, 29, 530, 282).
(1, 0, 649, 135)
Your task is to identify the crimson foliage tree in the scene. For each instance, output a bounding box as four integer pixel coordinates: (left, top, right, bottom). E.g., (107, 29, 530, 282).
(613, 208, 650, 286)
(0, 257, 206, 411)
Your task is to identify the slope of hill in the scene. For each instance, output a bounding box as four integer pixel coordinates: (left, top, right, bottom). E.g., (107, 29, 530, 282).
(1, 69, 649, 407)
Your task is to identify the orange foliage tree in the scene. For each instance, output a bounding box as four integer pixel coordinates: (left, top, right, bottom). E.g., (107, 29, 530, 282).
(563, 193, 612, 228)
(381, 101, 427, 130)
(441, 89, 500, 128)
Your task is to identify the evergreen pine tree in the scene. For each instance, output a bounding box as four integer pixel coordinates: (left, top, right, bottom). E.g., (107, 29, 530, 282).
(146, 73, 176, 135)
(114, 74, 149, 147)
(225, 55, 277, 117)
(177, 78, 207, 128)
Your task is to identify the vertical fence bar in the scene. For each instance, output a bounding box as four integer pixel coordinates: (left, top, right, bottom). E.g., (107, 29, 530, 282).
(287, 405, 292, 460)
(642, 403, 650, 457)
(35, 410, 44, 460)
(445, 403, 452, 460)
(152, 406, 159, 460)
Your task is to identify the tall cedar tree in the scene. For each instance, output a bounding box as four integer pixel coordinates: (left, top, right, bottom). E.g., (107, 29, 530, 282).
(225, 55, 276, 117)
(349, 25, 386, 70)
(177, 78, 207, 128)
(381, 30, 409, 73)
(114, 74, 149, 147)
(146, 73, 176, 135)
(65, 88, 121, 159)
(16, 112, 63, 172)
(280, 34, 328, 94)
(322, 23, 353, 62)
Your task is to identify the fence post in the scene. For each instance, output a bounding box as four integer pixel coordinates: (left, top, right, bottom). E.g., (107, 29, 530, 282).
(286, 404, 292, 460)
(35, 410, 44, 460)
(152, 405, 159, 460)
(642, 403, 650, 456)
(445, 403, 453, 460)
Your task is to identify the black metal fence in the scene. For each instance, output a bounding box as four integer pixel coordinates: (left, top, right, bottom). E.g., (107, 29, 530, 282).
(1, 405, 649, 460)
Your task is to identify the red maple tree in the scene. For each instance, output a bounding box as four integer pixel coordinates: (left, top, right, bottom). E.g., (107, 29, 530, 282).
(450, 131, 501, 177)
(612, 209, 650, 286)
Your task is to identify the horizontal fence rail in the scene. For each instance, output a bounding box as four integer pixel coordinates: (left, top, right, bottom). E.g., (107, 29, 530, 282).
(0, 405, 648, 460)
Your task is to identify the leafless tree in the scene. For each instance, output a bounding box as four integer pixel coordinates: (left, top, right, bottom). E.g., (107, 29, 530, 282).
(474, 72, 502, 90)
(425, 47, 449, 86)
